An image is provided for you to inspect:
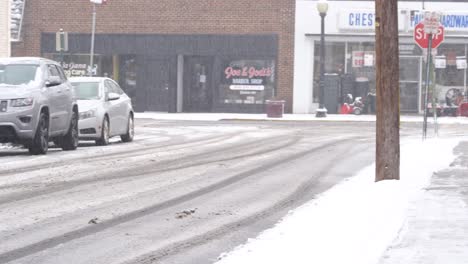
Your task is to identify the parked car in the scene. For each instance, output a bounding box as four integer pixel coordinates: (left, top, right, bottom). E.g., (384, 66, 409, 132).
(70, 77, 134, 146)
(0, 57, 79, 154)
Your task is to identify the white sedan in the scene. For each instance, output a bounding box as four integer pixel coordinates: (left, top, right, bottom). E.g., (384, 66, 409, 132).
(70, 77, 134, 145)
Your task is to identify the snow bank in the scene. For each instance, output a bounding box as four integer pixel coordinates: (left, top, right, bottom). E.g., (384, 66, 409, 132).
(215, 138, 461, 264)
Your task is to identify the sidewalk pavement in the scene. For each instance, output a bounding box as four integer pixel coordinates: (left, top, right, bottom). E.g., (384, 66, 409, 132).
(378, 141, 468, 264)
(135, 112, 468, 125)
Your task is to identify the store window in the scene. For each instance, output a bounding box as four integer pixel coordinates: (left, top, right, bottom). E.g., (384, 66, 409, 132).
(46, 53, 106, 77)
(346, 42, 376, 96)
(313, 42, 345, 102)
(430, 44, 467, 107)
(312, 39, 468, 113)
(313, 41, 377, 103)
(218, 59, 275, 106)
(434, 44, 466, 87)
(45, 53, 137, 102)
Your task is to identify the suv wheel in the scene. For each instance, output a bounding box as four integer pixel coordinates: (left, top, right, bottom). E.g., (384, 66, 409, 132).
(61, 111, 79, 151)
(96, 117, 110, 146)
(120, 115, 134, 142)
(29, 112, 49, 155)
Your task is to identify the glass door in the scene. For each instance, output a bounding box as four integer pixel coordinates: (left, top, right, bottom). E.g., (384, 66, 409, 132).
(399, 56, 422, 113)
(183, 56, 213, 112)
(143, 59, 170, 112)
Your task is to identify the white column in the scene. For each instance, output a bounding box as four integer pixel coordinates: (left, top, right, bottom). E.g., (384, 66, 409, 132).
(293, 32, 316, 112)
(177, 55, 184, 112)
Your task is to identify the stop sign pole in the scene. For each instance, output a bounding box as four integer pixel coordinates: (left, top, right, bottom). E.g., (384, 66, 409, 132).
(417, 11, 443, 139)
(423, 30, 433, 140)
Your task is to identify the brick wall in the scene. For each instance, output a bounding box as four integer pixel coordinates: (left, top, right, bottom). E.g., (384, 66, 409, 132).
(0, 0, 10, 57)
(12, 0, 295, 112)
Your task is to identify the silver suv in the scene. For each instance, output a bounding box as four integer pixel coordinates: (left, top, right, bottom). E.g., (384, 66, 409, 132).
(0, 57, 79, 154)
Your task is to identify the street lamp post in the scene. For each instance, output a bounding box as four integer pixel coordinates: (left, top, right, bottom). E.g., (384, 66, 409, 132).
(89, 2, 97, 77)
(58, 28, 65, 66)
(315, 0, 328, 118)
(88, 0, 107, 76)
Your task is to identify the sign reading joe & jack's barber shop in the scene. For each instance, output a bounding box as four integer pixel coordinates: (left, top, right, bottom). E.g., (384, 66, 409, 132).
(221, 60, 275, 105)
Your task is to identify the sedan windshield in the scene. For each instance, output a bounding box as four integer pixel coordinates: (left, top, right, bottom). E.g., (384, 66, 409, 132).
(72, 82, 101, 100)
(0, 64, 41, 86)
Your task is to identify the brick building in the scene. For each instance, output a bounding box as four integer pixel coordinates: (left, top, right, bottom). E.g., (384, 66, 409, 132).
(12, 0, 296, 113)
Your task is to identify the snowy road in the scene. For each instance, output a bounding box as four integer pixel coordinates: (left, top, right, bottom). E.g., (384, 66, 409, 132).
(0, 119, 459, 264)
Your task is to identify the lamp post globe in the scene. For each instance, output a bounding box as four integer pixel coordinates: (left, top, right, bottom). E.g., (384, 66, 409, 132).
(315, 0, 328, 117)
(316, 0, 329, 15)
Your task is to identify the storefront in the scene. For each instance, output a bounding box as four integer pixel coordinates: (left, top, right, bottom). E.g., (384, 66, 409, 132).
(41, 33, 278, 113)
(11, 0, 294, 113)
(294, 0, 468, 114)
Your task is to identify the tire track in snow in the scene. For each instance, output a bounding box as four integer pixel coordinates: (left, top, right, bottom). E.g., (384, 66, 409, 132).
(130, 140, 373, 264)
(0, 133, 298, 205)
(0, 132, 245, 177)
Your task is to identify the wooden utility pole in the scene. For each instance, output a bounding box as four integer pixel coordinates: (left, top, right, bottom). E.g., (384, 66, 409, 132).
(375, 0, 400, 181)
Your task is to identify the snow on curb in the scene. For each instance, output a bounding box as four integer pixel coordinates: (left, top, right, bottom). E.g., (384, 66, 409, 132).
(135, 112, 468, 124)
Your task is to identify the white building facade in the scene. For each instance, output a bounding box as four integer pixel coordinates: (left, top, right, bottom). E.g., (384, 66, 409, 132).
(294, 0, 468, 114)
(0, 0, 10, 57)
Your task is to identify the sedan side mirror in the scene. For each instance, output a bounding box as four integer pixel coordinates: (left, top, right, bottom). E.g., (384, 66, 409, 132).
(108, 92, 120, 101)
(45, 76, 62, 87)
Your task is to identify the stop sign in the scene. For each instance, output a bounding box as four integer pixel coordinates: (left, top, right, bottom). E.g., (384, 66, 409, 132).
(414, 22, 444, 49)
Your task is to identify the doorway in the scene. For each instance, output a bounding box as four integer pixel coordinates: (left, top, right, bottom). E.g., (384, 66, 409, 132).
(183, 56, 213, 112)
(399, 56, 422, 113)
(141, 59, 170, 112)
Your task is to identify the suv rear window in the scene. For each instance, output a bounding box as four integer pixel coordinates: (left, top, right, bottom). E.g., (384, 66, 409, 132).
(72, 82, 101, 100)
(0, 64, 41, 86)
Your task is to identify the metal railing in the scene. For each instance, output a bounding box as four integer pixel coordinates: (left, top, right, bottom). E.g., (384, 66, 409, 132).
(10, 0, 26, 42)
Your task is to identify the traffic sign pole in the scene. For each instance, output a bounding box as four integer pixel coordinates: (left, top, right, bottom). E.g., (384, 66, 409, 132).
(423, 35, 433, 140)
(414, 11, 444, 140)
(431, 56, 438, 137)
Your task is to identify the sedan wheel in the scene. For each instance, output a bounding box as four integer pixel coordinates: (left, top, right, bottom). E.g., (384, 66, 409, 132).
(96, 117, 110, 146)
(121, 115, 134, 142)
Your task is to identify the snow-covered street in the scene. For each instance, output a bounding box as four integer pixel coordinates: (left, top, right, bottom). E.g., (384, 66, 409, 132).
(0, 115, 467, 264)
(0, 118, 378, 263)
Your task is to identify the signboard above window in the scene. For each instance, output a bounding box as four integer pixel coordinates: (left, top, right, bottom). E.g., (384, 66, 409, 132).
(338, 9, 468, 33)
(410, 11, 468, 32)
(338, 9, 406, 32)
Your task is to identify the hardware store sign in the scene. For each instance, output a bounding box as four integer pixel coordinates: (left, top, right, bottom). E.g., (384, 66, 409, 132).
(411, 11, 468, 32)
